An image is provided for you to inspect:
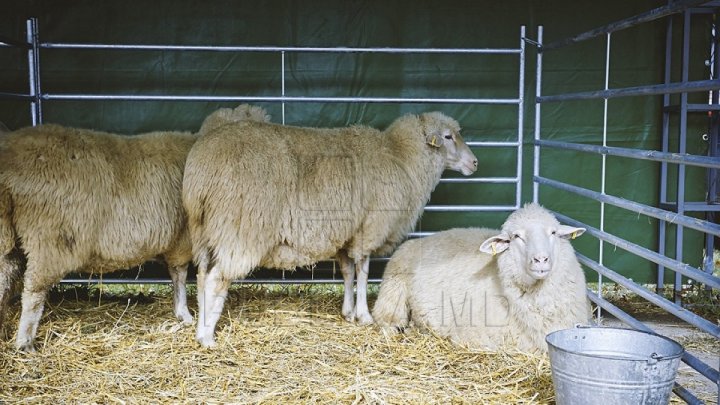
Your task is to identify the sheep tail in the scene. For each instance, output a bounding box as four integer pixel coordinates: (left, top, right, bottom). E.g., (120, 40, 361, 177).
(372, 265, 412, 330)
(0, 186, 14, 257)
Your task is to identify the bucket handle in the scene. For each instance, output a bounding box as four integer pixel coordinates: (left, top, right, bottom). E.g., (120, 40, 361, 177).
(569, 326, 667, 364)
(648, 352, 663, 365)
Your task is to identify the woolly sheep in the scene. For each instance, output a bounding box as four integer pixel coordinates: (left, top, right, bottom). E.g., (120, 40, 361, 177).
(372, 203, 590, 352)
(0, 104, 269, 351)
(183, 111, 478, 347)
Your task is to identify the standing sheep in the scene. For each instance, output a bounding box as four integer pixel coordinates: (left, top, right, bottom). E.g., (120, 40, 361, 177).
(372, 203, 590, 352)
(183, 112, 478, 347)
(0, 104, 269, 351)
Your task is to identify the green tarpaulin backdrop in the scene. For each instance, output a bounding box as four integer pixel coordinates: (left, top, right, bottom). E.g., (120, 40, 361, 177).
(0, 1, 712, 282)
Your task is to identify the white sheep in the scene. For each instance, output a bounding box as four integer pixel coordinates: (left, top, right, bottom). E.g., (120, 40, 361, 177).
(183, 111, 478, 347)
(0, 104, 269, 351)
(372, 203, 590, 352)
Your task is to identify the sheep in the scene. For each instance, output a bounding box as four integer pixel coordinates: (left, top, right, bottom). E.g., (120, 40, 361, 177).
(372, 203, 590, 352)
(183, 111, 478, 347)
(0, 104, 270, 351)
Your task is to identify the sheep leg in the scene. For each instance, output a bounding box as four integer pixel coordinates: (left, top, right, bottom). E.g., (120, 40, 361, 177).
(195, 250, 210, 334)
(168, 264, 193, 325)
(15, 271, 54, 352)
(337, 251, 356, 322)
(0, 255, 22, 338)
(196, 265, 230, 348)
(354, 255, 374, 325)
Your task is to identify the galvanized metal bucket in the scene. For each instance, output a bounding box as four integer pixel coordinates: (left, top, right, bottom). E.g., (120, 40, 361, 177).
(546, 327, 684, 405)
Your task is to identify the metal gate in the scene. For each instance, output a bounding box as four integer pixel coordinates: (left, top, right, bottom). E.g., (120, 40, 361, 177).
(532, 1, 720, 403)
(0, 21, 527, 284)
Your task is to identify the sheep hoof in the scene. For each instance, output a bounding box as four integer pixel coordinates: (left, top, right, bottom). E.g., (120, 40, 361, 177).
(177, 312, 194, 326)
(197, 336, 217, 348)
(342, 308, 356, 323)
(356, 313, 374, 326)
(16, 342, 36, 353)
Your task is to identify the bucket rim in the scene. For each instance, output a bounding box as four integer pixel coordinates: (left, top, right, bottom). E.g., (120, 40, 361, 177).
(545, 326, 684, 362)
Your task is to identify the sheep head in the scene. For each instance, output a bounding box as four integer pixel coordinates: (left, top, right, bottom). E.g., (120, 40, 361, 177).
(420, 112, 477, 176)
(197, 104, 271, 135)
(478, 203, 585, 282)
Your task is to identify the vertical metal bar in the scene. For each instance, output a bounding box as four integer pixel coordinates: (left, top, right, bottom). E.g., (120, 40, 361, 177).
(658, 12, 674, 292)
(533, 26, 543, 203)
(598, 32, 611, 317)
(516, 26, 526, 209)
(705, 17, 720, 283)
(281, 50, 286, 125)
(675, 10, 691, 303)
(26, 18, 42, 125)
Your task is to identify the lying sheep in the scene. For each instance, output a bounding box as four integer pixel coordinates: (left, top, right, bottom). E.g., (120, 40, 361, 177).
(183, 111, 478, 347)
(0, 104, 269, 351)
(372, 203, 590, 352)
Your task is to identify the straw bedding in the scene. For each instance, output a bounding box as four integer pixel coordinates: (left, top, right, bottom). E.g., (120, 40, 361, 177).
(0, 285, 555, 404)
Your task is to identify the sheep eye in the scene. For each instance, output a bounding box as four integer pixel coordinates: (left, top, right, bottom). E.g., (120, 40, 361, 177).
(444, 134, 453, 140)
(551, 230, 557, 236)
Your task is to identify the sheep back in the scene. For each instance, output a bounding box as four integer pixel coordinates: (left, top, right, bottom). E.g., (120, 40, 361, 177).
(0, 124, 197, 283)
(184, 117, 442, 278)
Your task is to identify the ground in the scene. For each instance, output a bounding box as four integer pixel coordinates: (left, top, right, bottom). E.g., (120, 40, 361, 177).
(0, 284, 716, 404)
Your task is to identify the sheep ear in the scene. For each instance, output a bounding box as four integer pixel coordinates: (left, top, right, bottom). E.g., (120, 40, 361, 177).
(479, 234, 510, 256)
(425, 129, 442, 148)
(557, 225, 586, 240)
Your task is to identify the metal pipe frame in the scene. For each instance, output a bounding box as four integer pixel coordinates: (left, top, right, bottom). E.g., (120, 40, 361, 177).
(532, 26, 543, 203)
(536, 176, 720, 238)
(0, 35, 30, 49)
(515, 26, 526, 209)
(578, 253, 719, 336)
(26, 18, 42, 125)
(553, 211, 720, 291)
(597, 32, 611, 320)
(534, 4, 720, 398)
(536, 139, 720, 169)
(5, 24, 529, 286)
(41, 93, 520, 105)
(541, 0, 708, 51)
(60, 277, 384, 285)
(658, 4, 675, 293)
(6, 22, 528, 218)
(537, 79, 720, 103)
(673, 10, 693, 304)
(40, 43, 522, 55)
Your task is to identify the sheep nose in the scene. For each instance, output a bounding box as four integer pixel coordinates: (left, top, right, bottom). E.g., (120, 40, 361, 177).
(472, 159, 478, 167)
(532, 255, 549, 264)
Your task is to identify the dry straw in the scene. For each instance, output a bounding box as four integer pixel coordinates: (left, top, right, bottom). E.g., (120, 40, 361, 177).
(0, 284, 555, 404)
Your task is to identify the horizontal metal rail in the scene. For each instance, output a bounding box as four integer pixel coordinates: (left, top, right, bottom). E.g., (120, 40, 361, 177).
(60, 277, 384, 285)
(42, 93, 520, 105)
(541, 0, 708, 51)
(537, 79, 720, 103)
(423, 204, 518, 212)
(537, 176, 720, 237)
(439, 177, 517, 184)
(587, 290, 711, 405)
(40, 43, 522, 55)
(466, 141, 520, 147)
(0, 36, 30, 48)
(578, 253, 720, 336)
(0, 92, 32, 100)
(408, 231, 435, 237)
(554, 211, 720, 289)
(536, 139, 720, 169)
